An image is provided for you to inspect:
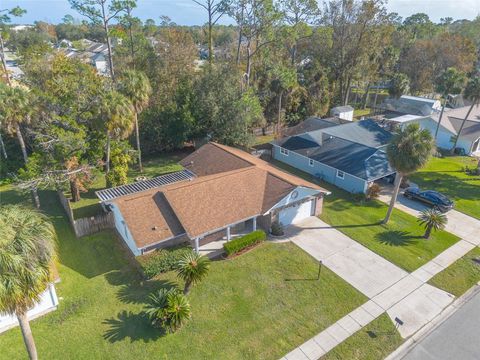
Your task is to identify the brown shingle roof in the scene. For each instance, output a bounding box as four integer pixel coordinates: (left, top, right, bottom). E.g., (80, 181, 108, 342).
(111, 142, 328, 248)
(114, 191, 186, 249)
(179, 143, 252, 176)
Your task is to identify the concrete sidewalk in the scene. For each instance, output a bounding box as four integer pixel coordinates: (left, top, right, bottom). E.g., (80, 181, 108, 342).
(280, 217, 466, 360)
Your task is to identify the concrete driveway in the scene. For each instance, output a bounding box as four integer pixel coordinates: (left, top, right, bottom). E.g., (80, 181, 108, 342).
(378, 187, 480, 245)
(287, 217, 408, 298)
(286, 217, 455, 339)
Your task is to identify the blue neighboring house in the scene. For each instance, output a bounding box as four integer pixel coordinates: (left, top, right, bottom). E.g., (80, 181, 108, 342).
(272, 119, 396, 193)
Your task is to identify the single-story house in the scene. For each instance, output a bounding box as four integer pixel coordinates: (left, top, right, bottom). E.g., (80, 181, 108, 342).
(330, 105, 354, 121)
(380, 95, 442, 117)
(386, 105, 480, 155)
(96, 142, 329, 256)
(272, 119, 395, 193)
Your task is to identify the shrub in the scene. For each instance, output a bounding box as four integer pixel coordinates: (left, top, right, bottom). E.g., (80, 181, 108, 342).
(139, 245, 194, 278)
(270, 220, 284, 236)
(366, 183, 381, 200)
(145, 288, 191, 333)
(223, 230, 266, 256)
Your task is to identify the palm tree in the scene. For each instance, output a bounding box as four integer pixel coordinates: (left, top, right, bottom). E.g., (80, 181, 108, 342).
(176, 251, 210, 295)
(0, 205, 57, 360)
(117, 70, 152, 172)
(384, 123, 435, 224)
(417, 208, 447, 239)
(0, 84, 40, 208)
(145, 288, 191, 333)
(451, 75, 480, 153)
(434, 67, 465, 139)
(100, 91, 135, 174)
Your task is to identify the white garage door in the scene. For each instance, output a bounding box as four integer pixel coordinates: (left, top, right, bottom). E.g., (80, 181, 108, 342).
(279, 200, 314, 226)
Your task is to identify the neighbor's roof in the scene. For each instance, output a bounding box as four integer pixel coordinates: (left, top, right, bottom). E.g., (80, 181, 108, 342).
(331, 105, 354, 112)
(282, 117, 346, 137)
(275, 135, 394, 181)
(380, 95, 440, 116)
(387, 114, 425, 123)
(433, 105, 480, 141)
(321, 119, 392, 148)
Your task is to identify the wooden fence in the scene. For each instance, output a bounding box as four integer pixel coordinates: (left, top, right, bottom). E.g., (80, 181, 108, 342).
(57, 191, 114, 238)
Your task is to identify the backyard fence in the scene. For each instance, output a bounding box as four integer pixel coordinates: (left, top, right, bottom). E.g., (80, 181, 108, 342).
(57, 191, 114, 238)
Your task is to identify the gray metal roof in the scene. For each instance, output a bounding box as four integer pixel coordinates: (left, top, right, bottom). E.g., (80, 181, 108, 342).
(322, 119, 392, 148)
(332, 105, 354, 113)
(95, 169, 195, 202)
(283, 117, 341, 137)
(275, 136, 394, 181)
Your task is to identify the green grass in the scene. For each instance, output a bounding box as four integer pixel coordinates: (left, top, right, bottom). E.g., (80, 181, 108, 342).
(409, 156, 480, 219)
(271, 160, 460, 272)
(0, 185, 367, 360)
(321, 313, 403, 360)
(353, 107, 372, 118)
(253, 134, 275, 146)
(69, 153, 185, 219)
(429, 247, 480, 297)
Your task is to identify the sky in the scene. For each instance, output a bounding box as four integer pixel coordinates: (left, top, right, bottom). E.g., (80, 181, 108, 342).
(3, 0, 480, 25)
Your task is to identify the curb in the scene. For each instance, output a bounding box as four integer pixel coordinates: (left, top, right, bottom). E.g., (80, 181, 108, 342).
(385, 281, 480, 360)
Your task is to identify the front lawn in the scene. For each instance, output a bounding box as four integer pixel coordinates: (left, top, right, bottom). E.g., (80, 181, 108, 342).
(69, 152, 185, 219)
(0, 186, 367, 359)
(271, 160, 460, 272)
(429, 247, 480, 297)
(409, 156, 480, 219)
(321, 313, 403, 360)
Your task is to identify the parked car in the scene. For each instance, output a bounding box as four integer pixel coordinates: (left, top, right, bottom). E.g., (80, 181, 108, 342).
(403, 187, 454, 212)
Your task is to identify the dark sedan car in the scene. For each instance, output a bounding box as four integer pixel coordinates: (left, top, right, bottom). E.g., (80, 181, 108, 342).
(403, 187, 454, 212)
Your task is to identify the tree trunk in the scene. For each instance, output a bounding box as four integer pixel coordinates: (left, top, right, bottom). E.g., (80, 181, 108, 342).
(127, 6, 135, 69)
(362, 83, 371, 109)
(344, 77, 351, 106)
(183, 280, 192, 295)
(236, 26, 242, 65)
(0, 131, 7, 159)
(434, 100, 446, 139)
(451, 103, 475, 153)
(70, 179, 81, 202)
(17, 312, 38, 360)
(105, 132, 111, 174)
(0, 33, 12, 86)
(277, 90, 284, 137)
(208, 8, 213, 64)
(383, 173, 403, 224)
(424, 224, 432, 239)
(134, 111, 142, 172)
(101, 4, 115, 81)
(291, 43, 297, 66)
(245, 45, 251, 88)
(373, 89, 379, 114)
(15, 123, 28, 165)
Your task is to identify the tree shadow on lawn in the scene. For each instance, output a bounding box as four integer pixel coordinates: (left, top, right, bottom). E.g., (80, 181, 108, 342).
(411, 172, 480, 202)
(375, 230, 422, 246)
(103, 310, 165, 343)
(105, 270, 178, 305)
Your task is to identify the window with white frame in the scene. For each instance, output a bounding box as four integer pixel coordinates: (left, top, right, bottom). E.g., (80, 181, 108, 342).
(336, 170, 345, 179)
(309, 159, 314, 167)
(280, 147, 289, 156)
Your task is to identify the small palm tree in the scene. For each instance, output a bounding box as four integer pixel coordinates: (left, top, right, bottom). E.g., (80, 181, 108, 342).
(417, 208, 447, 239)
(0, 205, 57, 360)
(176, 251, 210, 295)
(434, 67, 465, 139)
(145, 288, 191, 333)
(0, 84, 40, 208)
(117, 70, 152, 172)
(384, 123, 435, 223)
(451, 75, 480, 152)
(99, 90, 135, 174)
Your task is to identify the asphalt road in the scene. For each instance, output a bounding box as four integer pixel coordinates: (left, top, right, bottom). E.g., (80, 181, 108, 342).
(402, 289, 480, 360)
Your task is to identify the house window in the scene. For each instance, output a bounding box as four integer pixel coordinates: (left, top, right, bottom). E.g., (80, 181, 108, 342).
(280, 147, 289, 156)
(336, 170, 345, 179)
(309, 159, 314, 167)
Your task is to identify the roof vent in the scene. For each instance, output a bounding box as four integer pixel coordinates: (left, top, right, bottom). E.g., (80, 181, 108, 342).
(152, 226, 158, 231)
